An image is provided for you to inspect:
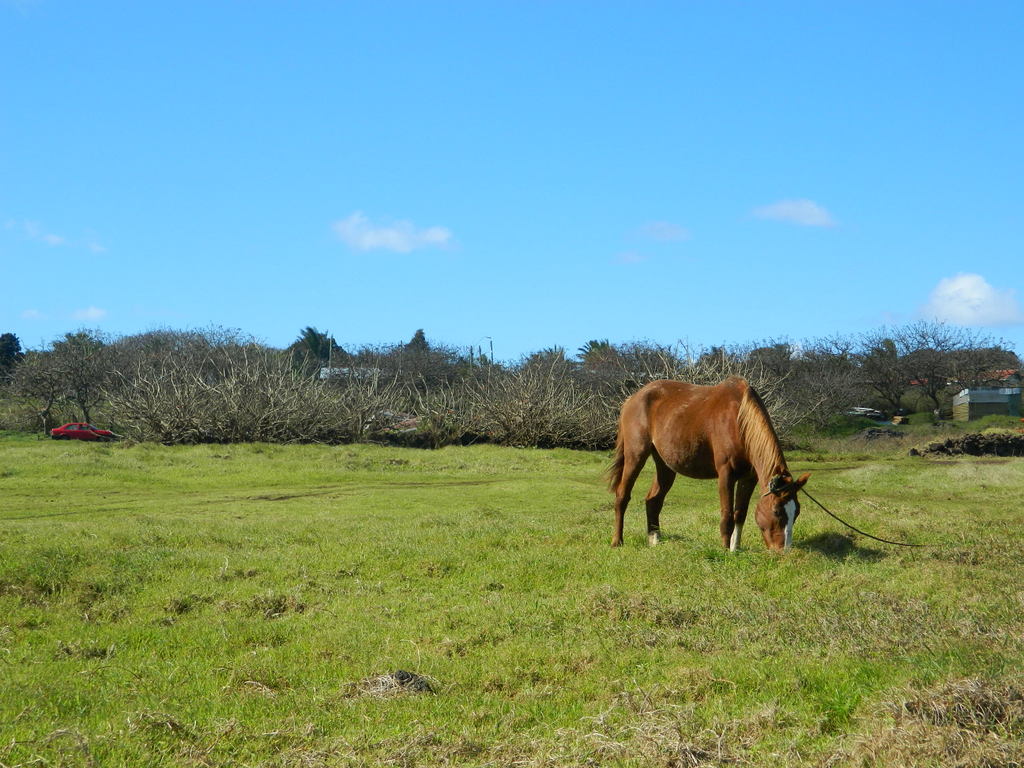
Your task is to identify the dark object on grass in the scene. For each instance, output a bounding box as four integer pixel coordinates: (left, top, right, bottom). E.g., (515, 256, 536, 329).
(392, 669, 434, 693)
(354, 670, 435, 697)
(919, 433, 1024, 457)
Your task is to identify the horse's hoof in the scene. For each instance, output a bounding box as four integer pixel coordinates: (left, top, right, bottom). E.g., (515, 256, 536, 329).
(647, 532, 659, 546)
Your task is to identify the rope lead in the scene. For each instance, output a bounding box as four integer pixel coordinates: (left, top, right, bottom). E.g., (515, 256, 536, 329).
(800, 488, 927, 548)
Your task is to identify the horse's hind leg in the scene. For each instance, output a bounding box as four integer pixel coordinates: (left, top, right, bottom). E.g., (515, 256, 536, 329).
(644, 450, 676, 546)
(611, 444, 650, 547)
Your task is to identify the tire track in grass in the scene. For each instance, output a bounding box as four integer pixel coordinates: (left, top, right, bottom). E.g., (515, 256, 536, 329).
(0, 478, 509, 521)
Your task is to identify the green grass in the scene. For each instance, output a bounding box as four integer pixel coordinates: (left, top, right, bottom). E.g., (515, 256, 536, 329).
(1, 438, 1022, 766)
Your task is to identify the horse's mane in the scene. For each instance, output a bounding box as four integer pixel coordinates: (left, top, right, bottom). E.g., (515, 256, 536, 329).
(737, 382, 786, 476)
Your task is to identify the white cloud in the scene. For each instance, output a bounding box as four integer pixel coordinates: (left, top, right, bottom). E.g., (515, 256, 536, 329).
(639, 221, 691, 242)
(2, 0, 42, 15)
(21, 309, 44, 319)
(753, 199, 836, 227)
(615, 250, 647, 264)
(22, 220, 67, 245)
(332, 211, 452, 253)
(72, 306, 108, 321)
(5, 218, 107, 250)
(922, 273, 1024, 326)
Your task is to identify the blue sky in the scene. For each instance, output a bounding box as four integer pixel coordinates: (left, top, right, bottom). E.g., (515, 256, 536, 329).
(2, 1, 1022, 360)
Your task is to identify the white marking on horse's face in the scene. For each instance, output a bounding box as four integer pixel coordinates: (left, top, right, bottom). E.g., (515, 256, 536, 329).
(729, 523, 743, 551)
(783, 500, 797, 550)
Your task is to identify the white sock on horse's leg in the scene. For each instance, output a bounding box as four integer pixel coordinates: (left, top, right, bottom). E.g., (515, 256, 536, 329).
(729, 523, 743, 551)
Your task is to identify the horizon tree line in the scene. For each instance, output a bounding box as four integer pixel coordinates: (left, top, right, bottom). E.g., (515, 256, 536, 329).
(0, 321, 1018, 445)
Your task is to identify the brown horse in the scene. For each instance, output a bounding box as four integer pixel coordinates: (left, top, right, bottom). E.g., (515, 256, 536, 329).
(608, 377, 809, 550)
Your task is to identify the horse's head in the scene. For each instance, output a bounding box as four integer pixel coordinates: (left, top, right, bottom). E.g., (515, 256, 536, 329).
(756, 472, 811, 551)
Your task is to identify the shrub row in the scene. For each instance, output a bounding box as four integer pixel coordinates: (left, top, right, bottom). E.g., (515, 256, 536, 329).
(5, 323, 1015, 447)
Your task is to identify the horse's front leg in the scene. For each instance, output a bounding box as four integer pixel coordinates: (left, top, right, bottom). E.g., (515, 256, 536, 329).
(730, 475, 757, 552)
(717, 469, 736, 549)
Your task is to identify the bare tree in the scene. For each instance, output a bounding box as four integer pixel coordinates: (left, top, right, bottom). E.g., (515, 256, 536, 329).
(463, 359, 616, 449)
(895, 321, 1007, 413)
(790, 335, 861, 427)
(106, 330, 360, 443)
(946, 343, 1019, 392)
(329, 368, 406, 441)
(347, 332, 470, 393)
(7, 318, 1015, 447)
(611, 341, 688, 388)
(12, 351, 65, 433)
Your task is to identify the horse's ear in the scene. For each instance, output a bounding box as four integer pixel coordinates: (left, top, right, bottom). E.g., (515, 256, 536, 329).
(795, 472, 811, 488)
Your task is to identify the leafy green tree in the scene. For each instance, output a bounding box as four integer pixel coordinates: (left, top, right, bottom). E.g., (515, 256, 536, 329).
(406, 329, 430, 353)
(51, 330, 110, 423)
(0, 332, 24, 380)
(575, 339, 627, 396)
(747, 341, 795, 379)
(613, 342, 687, 384)
(857, 333, 907, 412)
(577, 339, 617, 369)
(526, 345, 568, 367)
(695, 345, 741, 369)
(289, 326, 343, 374)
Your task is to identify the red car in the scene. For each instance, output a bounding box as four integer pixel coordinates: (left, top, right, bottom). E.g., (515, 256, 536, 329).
(50, 423, 119, 441)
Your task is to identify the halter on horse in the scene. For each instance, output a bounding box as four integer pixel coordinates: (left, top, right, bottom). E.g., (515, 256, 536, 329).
(607, 377, 809, 551)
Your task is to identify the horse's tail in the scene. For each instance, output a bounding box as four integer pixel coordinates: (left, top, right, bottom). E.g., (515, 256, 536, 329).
(606, 430, 626, 492)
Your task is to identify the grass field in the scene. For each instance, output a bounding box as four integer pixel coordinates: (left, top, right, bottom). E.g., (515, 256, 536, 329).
(1, 434, 1023, 766)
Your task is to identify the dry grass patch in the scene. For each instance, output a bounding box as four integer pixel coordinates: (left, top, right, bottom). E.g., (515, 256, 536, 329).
(54, 639, 115, 660)
(343, 670, 437, 698)
(835, 677, 1024, 767)
(551, 685, 770, 767)
(245, 590, 307, 619)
